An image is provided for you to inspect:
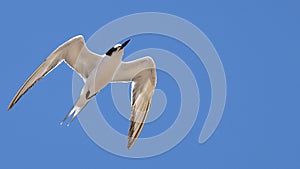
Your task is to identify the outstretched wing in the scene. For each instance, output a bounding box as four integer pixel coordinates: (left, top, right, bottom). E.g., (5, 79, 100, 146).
(8, 35, 102, 110)
(112, 56, 156, 149)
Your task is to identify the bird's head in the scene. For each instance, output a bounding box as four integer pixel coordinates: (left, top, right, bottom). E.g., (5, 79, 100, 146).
(105, 39, 130, 57)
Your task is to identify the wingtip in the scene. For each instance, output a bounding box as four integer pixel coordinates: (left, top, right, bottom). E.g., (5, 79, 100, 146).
(127, 138, 136, 150)
(127, 144, 132, 150)
(7, 103, 14, 111)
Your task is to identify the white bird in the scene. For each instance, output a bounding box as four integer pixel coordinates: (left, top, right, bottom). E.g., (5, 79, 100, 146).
(8, 35, 157, 149)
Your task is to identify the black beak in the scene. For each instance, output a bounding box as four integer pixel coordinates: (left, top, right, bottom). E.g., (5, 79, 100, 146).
(120, 39, 130, 49)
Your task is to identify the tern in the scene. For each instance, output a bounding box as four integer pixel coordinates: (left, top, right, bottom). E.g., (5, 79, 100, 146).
(8, 35, 157, 149)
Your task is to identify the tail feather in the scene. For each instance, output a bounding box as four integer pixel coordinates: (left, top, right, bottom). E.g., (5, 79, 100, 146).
(60, 89, 92, 126)
(60, 106, 78, 125)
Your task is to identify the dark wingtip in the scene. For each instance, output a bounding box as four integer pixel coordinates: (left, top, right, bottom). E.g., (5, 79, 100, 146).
(127, 138, 136, 150)
(127, 143, 132, 150)
(7, 102, 14, 111)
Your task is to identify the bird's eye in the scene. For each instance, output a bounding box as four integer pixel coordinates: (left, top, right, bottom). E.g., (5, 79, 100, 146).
(105, 47, 118, 56)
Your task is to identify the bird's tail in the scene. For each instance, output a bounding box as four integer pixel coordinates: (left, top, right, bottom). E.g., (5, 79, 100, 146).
(60, 91, 91, 126)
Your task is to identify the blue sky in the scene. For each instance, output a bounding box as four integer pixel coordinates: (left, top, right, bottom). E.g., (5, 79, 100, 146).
(0, 0, 299, 168)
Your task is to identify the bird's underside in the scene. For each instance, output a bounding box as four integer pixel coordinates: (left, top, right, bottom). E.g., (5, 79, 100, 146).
(8, 35, 157, 149)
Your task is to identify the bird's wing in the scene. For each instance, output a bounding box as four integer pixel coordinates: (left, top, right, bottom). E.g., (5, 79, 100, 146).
(112, 56, 157, 149)
(8, 35, 102, 110)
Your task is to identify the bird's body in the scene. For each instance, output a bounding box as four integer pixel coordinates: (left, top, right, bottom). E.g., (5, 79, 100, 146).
(8, 35, 156, 149)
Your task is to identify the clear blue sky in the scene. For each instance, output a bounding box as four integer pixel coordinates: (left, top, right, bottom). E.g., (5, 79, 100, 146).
(0, 0, 299, 168)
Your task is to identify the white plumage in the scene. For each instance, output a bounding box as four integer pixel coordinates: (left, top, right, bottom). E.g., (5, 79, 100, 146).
(8, 35, 156, 149)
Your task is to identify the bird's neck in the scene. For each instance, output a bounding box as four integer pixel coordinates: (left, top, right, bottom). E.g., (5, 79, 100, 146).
(112, 53, 123, 61)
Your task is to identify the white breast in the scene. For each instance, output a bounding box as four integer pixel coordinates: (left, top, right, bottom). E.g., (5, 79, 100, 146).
(88, 56, 122, 92)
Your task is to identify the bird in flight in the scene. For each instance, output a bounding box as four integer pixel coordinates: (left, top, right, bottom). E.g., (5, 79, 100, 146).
(8, 35, 157, 149)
